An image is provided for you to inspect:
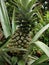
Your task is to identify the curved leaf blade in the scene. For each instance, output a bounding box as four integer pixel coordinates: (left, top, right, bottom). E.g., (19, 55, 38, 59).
(31, 24, 49, 43)
(0, 0, 11, 38)
(34, 41, 49, 57)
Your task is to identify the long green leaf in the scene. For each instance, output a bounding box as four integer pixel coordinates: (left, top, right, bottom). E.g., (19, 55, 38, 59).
(12, 7, 16, 34)
(0, 52, 11, 65)
(0, 0, 11, 38)
(2, 55, 11, 65)
(32, 55, 49, 65)
(0, 56, 5, 65)
(31, 24, 49, 43)
(34, 41, 49, 57)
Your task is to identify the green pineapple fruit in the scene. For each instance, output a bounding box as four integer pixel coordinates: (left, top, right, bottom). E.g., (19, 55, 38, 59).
(6, 0, 39, 55)
(7, 21, 32, 54)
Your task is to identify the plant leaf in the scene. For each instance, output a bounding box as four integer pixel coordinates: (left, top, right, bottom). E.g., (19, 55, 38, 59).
(18, 60, 25, 65)
(12, 7, 16, 34)
(32, 55, 49, 65)
(27, 0, 37, 12)
(21, 0, 30, 7)
(34, 41, 49, 57)
(11, 56, 18, 65)
(31, 24, 49, 43)
(0, 0, 11, 38)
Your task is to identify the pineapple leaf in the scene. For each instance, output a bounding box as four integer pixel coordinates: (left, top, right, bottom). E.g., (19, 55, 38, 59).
(12, 7, 16, 34)
(31, 24, 49, 42)
(34, 41, 49, 57)
(0, 52, 11, 65)
(26, 0, 37, 12)
(21, 0, 30, 7)
(32, 54, 49, 65)
(0, 0, 11, 38)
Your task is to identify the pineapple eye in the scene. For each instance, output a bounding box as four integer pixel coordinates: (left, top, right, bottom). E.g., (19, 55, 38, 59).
(21, 36, 24, 40)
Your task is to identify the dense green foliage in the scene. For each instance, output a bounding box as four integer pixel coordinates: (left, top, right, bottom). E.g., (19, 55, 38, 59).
(0, 0, 49, 65)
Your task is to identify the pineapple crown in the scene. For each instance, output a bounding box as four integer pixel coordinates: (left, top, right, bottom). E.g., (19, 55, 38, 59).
(6, 0, 41, 32)
(7, 0, 40, 22)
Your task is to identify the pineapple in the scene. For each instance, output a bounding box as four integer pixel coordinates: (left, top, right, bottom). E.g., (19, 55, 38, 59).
(7, 21, 32, 54)
(5, 0, 39, 55)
